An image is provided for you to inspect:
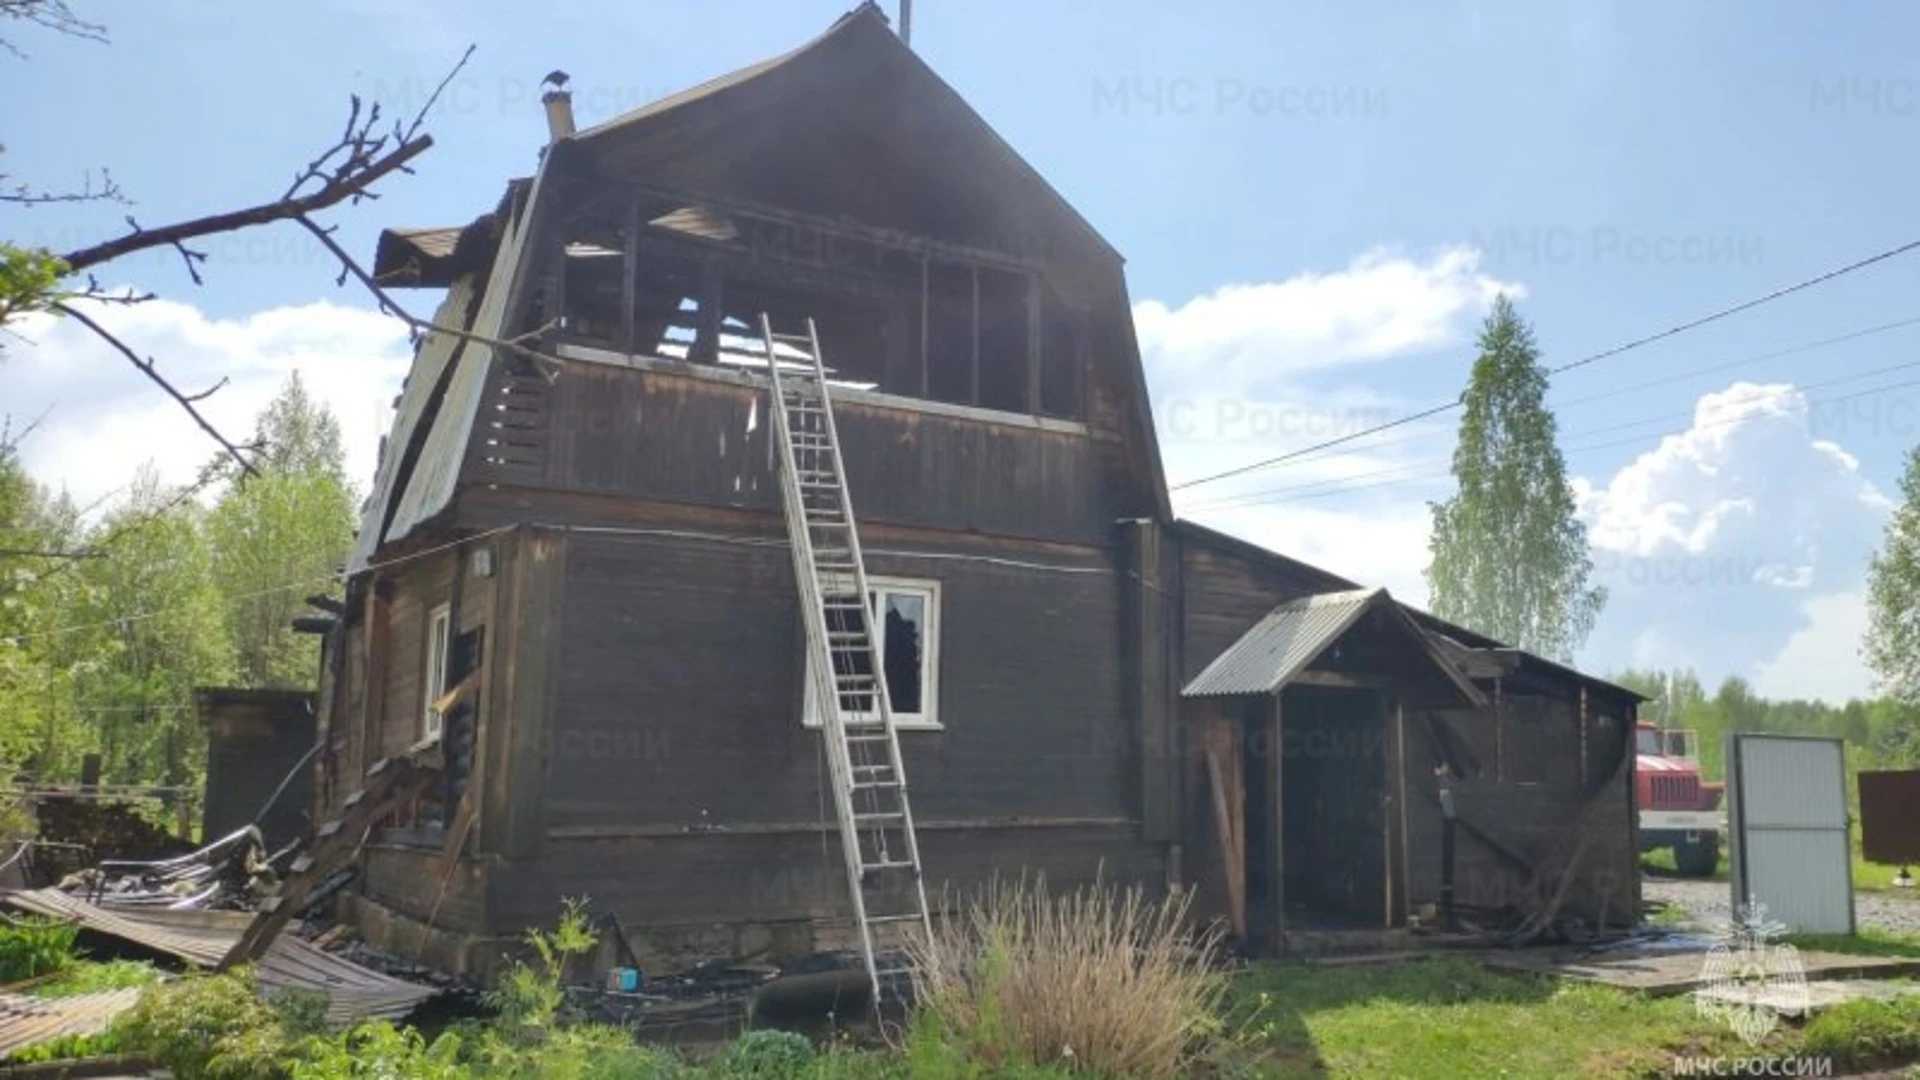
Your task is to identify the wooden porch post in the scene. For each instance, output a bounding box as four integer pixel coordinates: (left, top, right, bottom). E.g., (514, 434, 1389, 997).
(1269, 692, 1285, 946)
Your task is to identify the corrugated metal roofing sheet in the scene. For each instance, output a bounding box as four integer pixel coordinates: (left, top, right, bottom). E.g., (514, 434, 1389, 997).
(0, 987, 141, 1060)
(379, 166, 545, 548)
(1182, 588, 1383, 698)
(3, 890, 437, 1027)
(347, 275, 480, 573)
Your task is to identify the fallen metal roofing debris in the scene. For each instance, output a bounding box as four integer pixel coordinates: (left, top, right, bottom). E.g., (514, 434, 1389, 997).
(0, 987, 141, 1060)
(2, 889, 438, 1027)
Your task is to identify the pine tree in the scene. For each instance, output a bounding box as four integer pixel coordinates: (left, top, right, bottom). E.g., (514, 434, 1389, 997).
(1865, 443, 1920, 705)
(1426, 295, 1604, 661)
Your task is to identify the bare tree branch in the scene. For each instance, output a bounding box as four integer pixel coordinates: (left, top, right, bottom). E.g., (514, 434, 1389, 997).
(0, 166, 125, 206)
(57, 137, 432, 275)
(0, 547, 105, 560)
(295, 214, 562, 380)
(52, 302, 260, 476)
(0, 0, 107, 57)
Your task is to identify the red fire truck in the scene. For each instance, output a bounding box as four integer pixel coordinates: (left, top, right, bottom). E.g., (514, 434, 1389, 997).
(1636, 721, 1725, 876)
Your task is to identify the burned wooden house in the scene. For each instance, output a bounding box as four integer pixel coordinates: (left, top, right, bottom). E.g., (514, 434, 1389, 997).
(317, 3, 1643, 976)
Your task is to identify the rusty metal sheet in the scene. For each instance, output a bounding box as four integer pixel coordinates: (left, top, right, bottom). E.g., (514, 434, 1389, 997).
(1, 891, 436, 1027)
(1860, 768, 1920, 865)
(0, 988, 141, 1060)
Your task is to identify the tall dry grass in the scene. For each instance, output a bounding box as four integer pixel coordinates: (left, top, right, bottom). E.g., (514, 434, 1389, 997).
(904, 876, 1229, 1079)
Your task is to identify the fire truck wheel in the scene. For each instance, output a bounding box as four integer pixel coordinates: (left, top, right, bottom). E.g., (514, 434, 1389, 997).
(1674, 834, 1720, 877)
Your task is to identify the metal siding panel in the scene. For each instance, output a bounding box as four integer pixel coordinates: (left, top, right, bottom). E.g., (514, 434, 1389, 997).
(1740, 737, 1846, 829)
(348, 275, 479, 572)
(384, 171, 545, 546)
(1731, 735, 1853, 934)
(1743, 828, 1853, 933)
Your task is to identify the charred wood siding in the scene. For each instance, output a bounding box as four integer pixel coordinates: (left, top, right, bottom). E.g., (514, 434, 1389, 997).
(526, 363, 1114, 546)
(1403, 690, 1637, 927)
(373, 552, 458, 760)
(361, 843, 488, 934)
(1178, 544, 1339, 682)
(201, 691, 315, 851)
(486, 824, 1164, 954)
(543, 527, 1133, 831)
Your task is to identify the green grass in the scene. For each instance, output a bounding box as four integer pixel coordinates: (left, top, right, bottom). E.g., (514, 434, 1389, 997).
(1783, 927, 1920, 959)
(1226, 954, 1762, 1079)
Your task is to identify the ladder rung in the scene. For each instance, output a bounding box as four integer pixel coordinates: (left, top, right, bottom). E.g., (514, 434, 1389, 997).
(867, 914, 923, 926)
(851, 780, 898, 792)
(846, 733, 893, 744)
(863, 859, 917, 873)
(856, 811, 905, 825)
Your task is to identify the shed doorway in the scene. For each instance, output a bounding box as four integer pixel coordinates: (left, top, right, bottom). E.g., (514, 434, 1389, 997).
(1280, 684, 1390, 928)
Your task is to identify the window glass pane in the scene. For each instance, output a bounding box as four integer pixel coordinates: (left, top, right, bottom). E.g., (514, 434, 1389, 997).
(882, 590, 925, 715)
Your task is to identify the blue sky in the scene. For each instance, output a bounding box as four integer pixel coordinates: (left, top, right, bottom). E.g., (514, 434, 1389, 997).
(7, 1, 1920, 701)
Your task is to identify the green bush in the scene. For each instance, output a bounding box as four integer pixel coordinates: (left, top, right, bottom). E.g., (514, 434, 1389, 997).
(8, 1029, 121, 1064)
(0, 916, 79, 982)
(288, 1021, 471, 1080)
(32, 959, 161, 998)
(720, 1029, 815, 1078)
(112, 969, 289, 1080)
(523, 1024, 679, 1080)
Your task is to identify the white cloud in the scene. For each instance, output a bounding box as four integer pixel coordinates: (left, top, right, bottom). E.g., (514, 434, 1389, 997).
(1752, 591, 1874, 703)
(1148, 247, 1513, 618)
(1136, 246, 1522, 390)
(4, 296, 412, 509)
(1575, 381, 1890, 700)
(1145, 248, 1895, 705)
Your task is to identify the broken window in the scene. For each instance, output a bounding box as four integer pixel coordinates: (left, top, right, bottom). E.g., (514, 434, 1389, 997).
(422, 602, 451, 740)
(805, 577, 941, 729)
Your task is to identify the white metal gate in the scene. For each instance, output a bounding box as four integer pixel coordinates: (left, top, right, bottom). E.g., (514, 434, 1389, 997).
(1728, 734, 1854, 934)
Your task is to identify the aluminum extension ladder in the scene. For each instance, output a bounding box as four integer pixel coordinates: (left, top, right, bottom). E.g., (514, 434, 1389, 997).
(758, 314, 933, 1002)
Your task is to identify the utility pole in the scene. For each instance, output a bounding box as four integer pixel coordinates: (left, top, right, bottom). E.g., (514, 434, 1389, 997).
(900, 0, 913, 46)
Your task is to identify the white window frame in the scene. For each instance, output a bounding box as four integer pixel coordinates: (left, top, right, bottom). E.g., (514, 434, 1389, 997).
(804, 576, 941, 731)
(423, 602, 452, 740)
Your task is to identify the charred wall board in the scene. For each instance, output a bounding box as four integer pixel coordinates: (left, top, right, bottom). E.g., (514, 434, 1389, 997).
(200, 690, 317, 852)
(486, 824, 1162, 937)
(1402, 694, 1637, 927)
(536, 364, 1114, 545)
(360, 843, 489, 934)
(1178, 543, 1344, 682)
(374, 552, 459, 760)
(542, 527, 1132, 831)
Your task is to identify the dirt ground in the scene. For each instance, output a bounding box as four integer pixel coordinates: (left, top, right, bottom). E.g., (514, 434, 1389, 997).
(1646, 877, 1920, 935)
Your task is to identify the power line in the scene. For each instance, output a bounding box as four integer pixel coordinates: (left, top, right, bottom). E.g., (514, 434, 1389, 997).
(1167, 238, 1920, 492)
(1185, 371, 1920, 512)
(1229, 313, 1920, 477)
(0, 525, 513, 648)
(1184, 321, 1920, 512)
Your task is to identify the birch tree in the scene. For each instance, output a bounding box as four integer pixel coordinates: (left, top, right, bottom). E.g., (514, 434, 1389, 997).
(1426, 295, 1604, 661)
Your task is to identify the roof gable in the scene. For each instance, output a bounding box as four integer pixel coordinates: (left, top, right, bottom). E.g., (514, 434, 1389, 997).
(551, 3, 1117, 267)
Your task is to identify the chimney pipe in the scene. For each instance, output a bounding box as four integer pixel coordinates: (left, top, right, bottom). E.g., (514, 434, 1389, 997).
(900, 0, 912, 46)
(540, 70, 575, 143)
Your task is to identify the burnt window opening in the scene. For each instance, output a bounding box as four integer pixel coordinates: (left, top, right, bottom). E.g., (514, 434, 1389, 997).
(547, 199, 1088, 422)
